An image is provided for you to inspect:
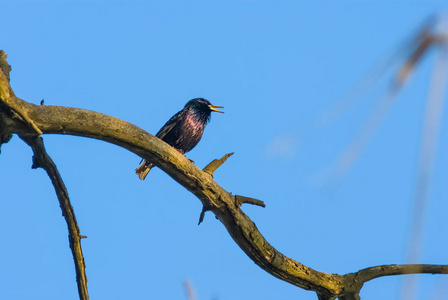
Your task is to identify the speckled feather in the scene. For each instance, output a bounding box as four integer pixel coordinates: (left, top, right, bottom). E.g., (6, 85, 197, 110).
(135, 98, 222, 180)
(156, 104, 210, 154)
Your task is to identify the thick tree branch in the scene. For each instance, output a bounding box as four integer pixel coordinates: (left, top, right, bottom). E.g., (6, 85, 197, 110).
(1, 51, 447, 299)
(0, 71, 344, 298)
(317, 294, 337, 300)
(0, 51, 13, 151)
(338, 294, 361, 300)
(0, 52, 88, 300)
(0, 109, 13, 153)
(0, 51, 42, 135)
(20, 135, 89, 300)
(20, 102, 342, 295)
(0, 51, 11, 82)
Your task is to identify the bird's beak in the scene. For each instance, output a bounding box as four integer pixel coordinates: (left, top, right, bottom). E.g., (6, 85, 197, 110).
(209, 104, 224, 113)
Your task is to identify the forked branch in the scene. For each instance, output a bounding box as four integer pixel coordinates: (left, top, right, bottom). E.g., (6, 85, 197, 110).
(20, 135, 89, 300)
(0, 51, 88, 300)
(1, 51, 447, 299)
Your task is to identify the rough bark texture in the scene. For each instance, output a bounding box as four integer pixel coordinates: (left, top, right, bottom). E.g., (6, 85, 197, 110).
(0, 51, 89, 300)
(21, 135, 89, 300)
(1, 50, 447, 299)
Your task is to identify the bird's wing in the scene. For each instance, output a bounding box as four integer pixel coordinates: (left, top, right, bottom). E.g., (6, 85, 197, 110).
(155, 110, 183, 140)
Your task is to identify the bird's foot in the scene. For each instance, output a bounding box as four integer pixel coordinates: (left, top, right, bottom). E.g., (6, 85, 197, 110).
(173, 148, 194, 163)
(174, 148, 184, 154)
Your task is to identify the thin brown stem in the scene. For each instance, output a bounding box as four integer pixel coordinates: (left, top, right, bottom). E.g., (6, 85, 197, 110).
(198, 206, 208, 225)
(356, 264, 448, 284)
(20, 135, 89, 300)
(235, 195, 266, 208)
(2, 50, 448, 300)
(202, 152, 234, 175)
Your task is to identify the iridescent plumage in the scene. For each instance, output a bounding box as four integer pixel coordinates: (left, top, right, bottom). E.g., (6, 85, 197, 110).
(136, 98, 223, 180)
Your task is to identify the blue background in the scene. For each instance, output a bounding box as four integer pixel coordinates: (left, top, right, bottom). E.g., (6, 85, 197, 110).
(1, 1, 448, 299)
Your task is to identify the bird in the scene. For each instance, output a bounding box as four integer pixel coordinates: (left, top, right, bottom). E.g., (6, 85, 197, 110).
(135, 98, 223, 180)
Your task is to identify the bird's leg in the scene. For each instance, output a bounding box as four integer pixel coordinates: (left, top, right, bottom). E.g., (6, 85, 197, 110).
(174, 148, 195, 163)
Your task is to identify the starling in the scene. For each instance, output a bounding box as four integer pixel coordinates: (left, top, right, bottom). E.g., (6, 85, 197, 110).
(135, 98, 223, 180)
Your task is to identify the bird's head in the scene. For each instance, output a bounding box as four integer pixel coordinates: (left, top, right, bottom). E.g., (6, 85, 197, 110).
(185, 98, 224, 114)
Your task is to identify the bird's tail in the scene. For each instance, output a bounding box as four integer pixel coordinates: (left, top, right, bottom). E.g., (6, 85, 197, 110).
(135, 160, 153, 180)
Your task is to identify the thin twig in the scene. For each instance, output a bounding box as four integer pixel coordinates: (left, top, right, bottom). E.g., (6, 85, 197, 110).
(202, 152, 234, 175)
(183, 279, 197, 300)
(400, 25, 448, 300)
(356, 264, 448, 284)
(2, 49, 448, 299)
(198, 206, 208, 225)
(235, 195, 266, 208)
(20, 135, 89, 300)
(5, 78, 447, 299)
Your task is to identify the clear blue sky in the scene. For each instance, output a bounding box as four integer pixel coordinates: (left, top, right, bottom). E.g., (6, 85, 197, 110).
(1, 1, 448, 299)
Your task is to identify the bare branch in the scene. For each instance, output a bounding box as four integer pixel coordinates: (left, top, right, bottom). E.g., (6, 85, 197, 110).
(0, 51, 42, 135)
(317, 293, 337, 300)
(235, 195, 266, 208)
(0, 73, 344, 298)
(0, 51, 13, 98)
(202, 152, 234, 175)
(338, 294, 361, 300)
(198, 206, 208, 225)
(356, 264, 448, 284)
(0, 51, 11, 82)
(20, 135, 89, 300)
(198, 152, 235, 225)
(0, 51, 14, 152)
(1, 50, 448, 299)
(0, 110, 13, 153)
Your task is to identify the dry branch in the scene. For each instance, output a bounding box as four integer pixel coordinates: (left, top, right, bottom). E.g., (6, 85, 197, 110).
(20, 135, 89, 300)
(235, 195, 266, 208)
(356, 264, 448, 283)
(202, 152, 234, 175)
(1, 50, 447, 299)
(0, 51, 88, 300)
(198, 206, 208, 225)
